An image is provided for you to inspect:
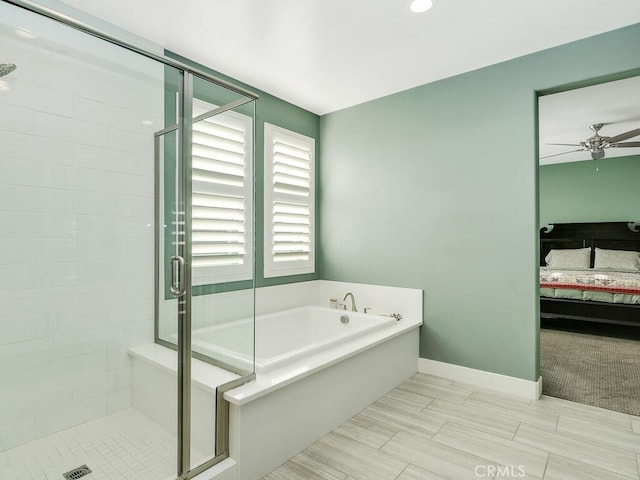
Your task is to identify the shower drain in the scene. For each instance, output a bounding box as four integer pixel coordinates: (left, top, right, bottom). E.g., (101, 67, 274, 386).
(62, 465, 92, 479)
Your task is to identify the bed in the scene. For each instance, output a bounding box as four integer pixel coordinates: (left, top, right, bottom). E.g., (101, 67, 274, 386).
(540, 221, 640, 326)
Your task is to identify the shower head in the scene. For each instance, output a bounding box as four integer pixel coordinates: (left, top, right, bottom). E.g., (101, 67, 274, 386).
(0, 64, 17, 77)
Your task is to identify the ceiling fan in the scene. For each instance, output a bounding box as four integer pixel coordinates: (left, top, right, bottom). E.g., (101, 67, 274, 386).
(541, 123, 640, 160)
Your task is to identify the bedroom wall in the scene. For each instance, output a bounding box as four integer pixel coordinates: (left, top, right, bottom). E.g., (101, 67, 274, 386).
(539, 154, 640, 227)
(319, 24, 640, 382)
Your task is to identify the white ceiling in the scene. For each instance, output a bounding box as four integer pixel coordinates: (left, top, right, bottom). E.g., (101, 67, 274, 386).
(539, 76, 640, 165)
(57, 0, 640, 115)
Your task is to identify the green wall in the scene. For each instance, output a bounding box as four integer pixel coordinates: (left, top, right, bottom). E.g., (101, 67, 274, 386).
(319, 24, 640, 382)
(166, 51, 321, 289)
(540, 154, 640, 227)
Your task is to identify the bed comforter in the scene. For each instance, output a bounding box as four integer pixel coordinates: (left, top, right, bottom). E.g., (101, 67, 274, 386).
(540, 267, 640, 304)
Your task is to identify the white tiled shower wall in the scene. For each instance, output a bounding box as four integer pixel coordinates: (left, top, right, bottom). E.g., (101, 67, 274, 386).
(0, 4, 164, 451)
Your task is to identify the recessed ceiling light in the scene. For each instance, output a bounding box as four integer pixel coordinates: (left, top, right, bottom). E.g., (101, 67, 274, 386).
(141, 120, 154, 126)
(410, 0, 435, 13)
(0, 80, 9, 92)
(15, 27, 37, 39)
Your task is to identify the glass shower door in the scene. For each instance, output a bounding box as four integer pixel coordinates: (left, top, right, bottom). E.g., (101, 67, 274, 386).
(156, 71, 256, 477)
(154, 116, 186, 476)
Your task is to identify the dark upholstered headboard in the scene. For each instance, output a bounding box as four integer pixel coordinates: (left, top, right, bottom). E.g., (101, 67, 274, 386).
(539, 222, 640, 267)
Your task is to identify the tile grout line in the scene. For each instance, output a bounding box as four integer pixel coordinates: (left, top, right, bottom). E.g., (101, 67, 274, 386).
(521, 428, 640, 479)
(540, 450, 550, 480)
(377, 428, 403, 452)
(554, 416, 640, 456)
(511, 421, 521, 441)
(538, 395, 637, 431)
(393, 463, 411, 480)
(547, 450, 640, 480)
(553, 410, 560, 432)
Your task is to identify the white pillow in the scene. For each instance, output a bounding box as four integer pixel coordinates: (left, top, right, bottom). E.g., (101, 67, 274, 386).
(594, 247, 640, 271)
(544, 247, 591, 269)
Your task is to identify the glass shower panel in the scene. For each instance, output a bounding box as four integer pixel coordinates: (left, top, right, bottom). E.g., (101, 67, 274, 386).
(190, 78, 256, 372)
(156, 80, 256, 373)
(0, 2, 179, 479)
(187, 78, 256, 469)
(154, 71, 256, 473)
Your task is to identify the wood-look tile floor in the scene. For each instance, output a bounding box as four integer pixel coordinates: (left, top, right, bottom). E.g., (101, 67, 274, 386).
(263, 373, 640, 480)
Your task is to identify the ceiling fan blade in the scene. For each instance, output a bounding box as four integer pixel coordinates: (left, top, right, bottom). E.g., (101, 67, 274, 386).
(546, 143, 583, 147)
(609, 141, 640, 148)
(605, 128, 640, 144)
(540, 149, 584, 159)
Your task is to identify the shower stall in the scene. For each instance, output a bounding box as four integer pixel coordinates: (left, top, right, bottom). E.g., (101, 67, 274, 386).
(0, 1, 256, 479)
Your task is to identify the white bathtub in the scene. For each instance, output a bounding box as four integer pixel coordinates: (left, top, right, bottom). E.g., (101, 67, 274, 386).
(131, 280, 423, 480)
(191, 306, 396, 374)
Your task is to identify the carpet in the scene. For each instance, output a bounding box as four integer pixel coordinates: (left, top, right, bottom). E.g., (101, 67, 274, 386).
(540, 327, 640, 416)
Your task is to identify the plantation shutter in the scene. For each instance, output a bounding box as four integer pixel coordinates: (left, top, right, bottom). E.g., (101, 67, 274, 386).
(264, 123, 315, 277)
(191, 99, 253, 284)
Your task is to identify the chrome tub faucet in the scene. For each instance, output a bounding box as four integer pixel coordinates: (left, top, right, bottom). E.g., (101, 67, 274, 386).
(343, 292, 357, 312)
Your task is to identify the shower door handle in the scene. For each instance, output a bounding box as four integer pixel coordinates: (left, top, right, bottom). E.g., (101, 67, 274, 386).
(169, 255, 186, 296)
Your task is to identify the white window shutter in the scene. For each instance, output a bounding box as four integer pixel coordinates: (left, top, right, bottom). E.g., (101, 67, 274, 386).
(191, 99, 253, 285)
(264, 123, 315, 277)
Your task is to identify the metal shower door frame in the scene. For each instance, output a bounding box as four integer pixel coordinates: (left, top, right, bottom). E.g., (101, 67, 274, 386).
(154, 75, 257, 479)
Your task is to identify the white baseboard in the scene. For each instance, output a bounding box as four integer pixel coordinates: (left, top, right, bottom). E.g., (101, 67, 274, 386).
(419, 358, 542, 400)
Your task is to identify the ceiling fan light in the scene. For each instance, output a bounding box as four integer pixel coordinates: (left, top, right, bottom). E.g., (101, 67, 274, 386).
(410, 0, 435, 13)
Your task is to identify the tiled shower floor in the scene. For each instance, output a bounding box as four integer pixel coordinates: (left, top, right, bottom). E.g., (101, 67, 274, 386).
(0, 408, 180, 480)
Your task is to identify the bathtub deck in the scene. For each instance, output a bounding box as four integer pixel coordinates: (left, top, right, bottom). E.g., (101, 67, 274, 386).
(0, 408, 206, 480)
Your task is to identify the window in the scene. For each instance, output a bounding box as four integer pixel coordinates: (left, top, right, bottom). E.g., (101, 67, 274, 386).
(264, 123, 315, 278)
(191, 99, 253, 285)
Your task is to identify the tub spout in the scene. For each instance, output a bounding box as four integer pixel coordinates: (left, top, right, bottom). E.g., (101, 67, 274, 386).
(342, 292, 358, 312)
